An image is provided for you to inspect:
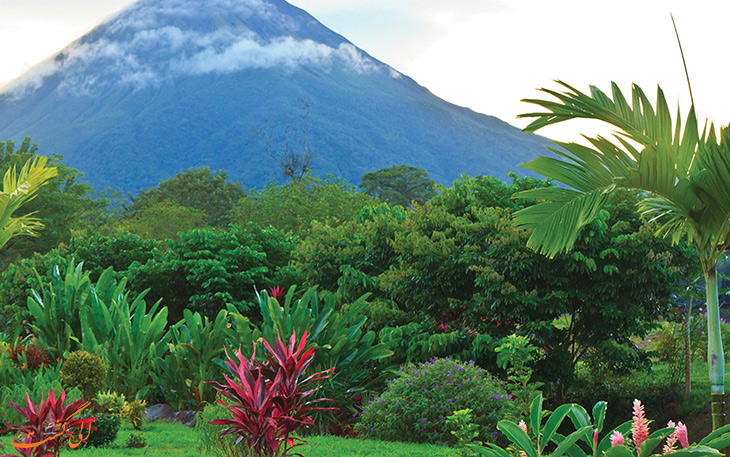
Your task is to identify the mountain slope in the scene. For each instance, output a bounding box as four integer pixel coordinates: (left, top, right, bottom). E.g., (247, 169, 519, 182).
(0, 0, 550, 191)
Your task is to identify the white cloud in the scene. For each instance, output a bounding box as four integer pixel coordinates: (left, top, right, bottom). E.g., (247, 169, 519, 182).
(0, 0, 397, 96)
(0, 58, 60, 99)
(334, 44, 380, 74)
(174, 36, 334, 74)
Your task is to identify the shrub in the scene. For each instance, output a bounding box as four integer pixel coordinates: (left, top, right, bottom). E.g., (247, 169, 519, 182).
(94, 390, 126, 415)
(8, 343, 50, 372)
(651, 321, 684, 386)
(121, 399, 147, 430)
(197, 401, 247, 457)
(126, 433, 147, 448)
(84, 413, 120, 447)
(356, 357, 510, 445)
(60, 350, 107, 398)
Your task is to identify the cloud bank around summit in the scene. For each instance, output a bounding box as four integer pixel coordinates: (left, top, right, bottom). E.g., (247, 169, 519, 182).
(1, 0, 395, 98)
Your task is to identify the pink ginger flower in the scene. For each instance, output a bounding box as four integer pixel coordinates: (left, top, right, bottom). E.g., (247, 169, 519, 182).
(663, 421, 678, 455)
(676, 422, 689, 448)
(519, 420, 528, 433)
(632, 399, 650, 453)
(610, 431, 625, 447)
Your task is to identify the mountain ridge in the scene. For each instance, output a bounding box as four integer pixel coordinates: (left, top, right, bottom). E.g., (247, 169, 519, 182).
(0, 0, 550, 191)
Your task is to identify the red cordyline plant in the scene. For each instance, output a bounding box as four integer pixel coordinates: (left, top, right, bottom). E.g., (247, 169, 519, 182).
(0, 389, 96, 457)
(209, 330, 335, 457)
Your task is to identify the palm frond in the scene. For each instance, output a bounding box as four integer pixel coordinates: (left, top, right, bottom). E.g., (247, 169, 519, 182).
(513, 187, 611, 258)
(0, 156, 58, 250)
(520, 81, 689, 152)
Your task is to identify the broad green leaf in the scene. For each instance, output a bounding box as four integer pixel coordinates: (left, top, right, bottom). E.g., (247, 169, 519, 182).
(552, 426, 593, 457)
(530, 394, 543, 441)
(498, 420, 537, 457)
(603, 445, 636, 457)
(542, 404, 574, 453)
(669, 445, 722, 457)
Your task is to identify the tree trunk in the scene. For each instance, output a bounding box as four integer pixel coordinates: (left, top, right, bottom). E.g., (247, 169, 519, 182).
(705, 267, 725, 430)
(685, 296, 692, 397)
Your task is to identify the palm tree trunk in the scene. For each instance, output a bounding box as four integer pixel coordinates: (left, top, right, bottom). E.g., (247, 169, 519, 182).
(705, 267, 725, 429)
(685, 296, 692, 397)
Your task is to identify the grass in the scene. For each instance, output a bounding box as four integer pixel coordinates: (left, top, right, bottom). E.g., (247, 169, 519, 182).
(0, 422, 460, 456)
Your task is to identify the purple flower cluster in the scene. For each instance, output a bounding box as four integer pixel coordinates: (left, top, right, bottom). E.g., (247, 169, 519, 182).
(356, 357, 509, 446)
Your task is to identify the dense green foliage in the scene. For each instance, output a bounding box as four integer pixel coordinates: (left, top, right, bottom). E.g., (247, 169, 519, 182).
(129, 167, 244, 228)
(357, 357, 510, 445)
(127, 224, 296, 321)
(234, 173, 377, 234)
(84, 413, 121, 447)
(28, 260, 170, 398)
(294, 174, 695, 391)
(0, 146, 713, 452)
(359, 165, 436, 207)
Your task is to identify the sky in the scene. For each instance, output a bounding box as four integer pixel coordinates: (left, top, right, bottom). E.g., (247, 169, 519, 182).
(1, 0, 729, 142)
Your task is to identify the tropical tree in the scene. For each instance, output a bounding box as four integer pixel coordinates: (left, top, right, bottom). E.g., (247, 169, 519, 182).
(0, 155, 57, 251)
(512, 80, 729, 429)
(359, 165, 436, 207)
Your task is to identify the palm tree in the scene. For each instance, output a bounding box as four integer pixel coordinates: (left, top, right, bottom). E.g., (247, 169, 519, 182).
(513, 81, 730, 429)
(0, 156, 58, 251)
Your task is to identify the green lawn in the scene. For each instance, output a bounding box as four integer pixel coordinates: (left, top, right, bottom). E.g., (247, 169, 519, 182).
(0, 422, 460, 456)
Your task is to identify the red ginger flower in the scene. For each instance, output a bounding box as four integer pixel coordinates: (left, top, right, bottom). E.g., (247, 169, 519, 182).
(663, 421, 678, 455)
(632, 399, 649, 453)
(676, 422, 689, 448)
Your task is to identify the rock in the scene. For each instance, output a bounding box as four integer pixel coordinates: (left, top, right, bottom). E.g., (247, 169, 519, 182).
(174, 410, 197, 427)
(144, 404, 176, 422)
(144, 403, 197, 427)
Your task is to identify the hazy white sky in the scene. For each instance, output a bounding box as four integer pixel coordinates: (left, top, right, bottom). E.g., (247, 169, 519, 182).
(1, 0, 729, 142)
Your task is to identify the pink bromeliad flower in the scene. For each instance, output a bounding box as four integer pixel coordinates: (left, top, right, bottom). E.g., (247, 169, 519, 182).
(663, 421, 678, 455)
(269, 286, 284, 301)
(610, 431, 625, 447)
(632, 399, 649, 453)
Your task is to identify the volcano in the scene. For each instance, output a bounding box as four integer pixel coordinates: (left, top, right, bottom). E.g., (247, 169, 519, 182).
(0, 0, 550, 191)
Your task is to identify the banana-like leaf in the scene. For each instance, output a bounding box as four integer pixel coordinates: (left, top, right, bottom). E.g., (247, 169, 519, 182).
(552, 426, 593, 457)
(699, 424, 730, 446)
(541, 404, 575, 454)
(498, 420, 537, 457)
(529, 394, 543, 441)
